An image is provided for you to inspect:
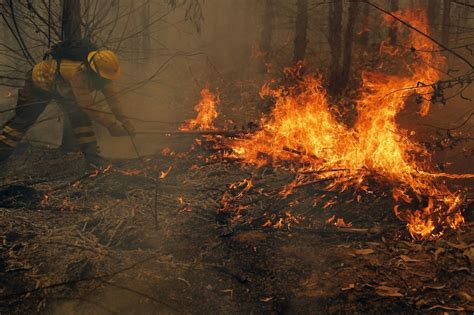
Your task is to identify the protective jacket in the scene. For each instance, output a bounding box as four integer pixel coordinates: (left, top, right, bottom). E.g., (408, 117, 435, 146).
(32, 59, 125, 128)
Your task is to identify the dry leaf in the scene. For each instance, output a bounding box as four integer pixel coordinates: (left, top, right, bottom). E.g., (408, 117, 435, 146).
(354, 248, 375, 255)
(463, 247, 474, 264)
(455, 291, 473, 302)
(433, 247, 445, 261)
(399, 255, 424, 262)
(375, 285, 403, 297)
(341, 283, 355, 291)
(427, 305, 464, 312)
(424, 284, 446, 290)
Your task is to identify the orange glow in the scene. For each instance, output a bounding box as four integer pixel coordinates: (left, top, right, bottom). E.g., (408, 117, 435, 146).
(326, 215, 352, 228)
(41, 193, 50, 206)
(180, 89, 219, 131)
(159, 166, 173, 179)
(116, 168, 143, 176)
(226, 8, 470, 239)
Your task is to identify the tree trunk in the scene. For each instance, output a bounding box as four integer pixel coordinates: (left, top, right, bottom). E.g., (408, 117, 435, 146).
(388, 0, 399, 45)
(293, 0, 308, 64)
(339, 1, 360, 91)
(141, 0, 152, 62)
(328, 0, 343, 95)
(60, 0, 82, 151)
(358, 3, 370, 47)
(259, 0, 274, 73)
(61, 0, 82, 40)
(442, 0, 451, 46)
(427, 1, 439, 36)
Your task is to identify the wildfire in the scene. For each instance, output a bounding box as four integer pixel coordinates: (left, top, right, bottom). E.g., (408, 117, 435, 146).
(180, 88, 219, 131)
(225, 8, 469, 239)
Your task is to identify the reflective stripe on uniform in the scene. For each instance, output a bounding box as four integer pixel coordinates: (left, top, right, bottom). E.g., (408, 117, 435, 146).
(3, 126, 23, 139)
(73, 125, 94, 134)
(77, 135, 97, 144)
(0, 135, 19, 148)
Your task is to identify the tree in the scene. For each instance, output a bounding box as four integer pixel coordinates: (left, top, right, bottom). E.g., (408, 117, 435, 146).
(442, 0, 451, 46)
(141, 0, 152, 62)
(388, 0, 399, 45)
(427, 2, 439, 36)
(328, 0, 343, 95)
(358, 3, 370, 47)
(61, 0, 82, 40)
(340, 0, 360, 91)
(60, 0, 83, 151)
(259, 0, 275, 74)
(293, 0, 308, 64)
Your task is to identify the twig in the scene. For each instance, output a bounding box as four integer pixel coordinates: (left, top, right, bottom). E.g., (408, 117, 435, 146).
(154, 178, 159, 229)
(136, 129, 243, 136)
(0, 255, 158, 299)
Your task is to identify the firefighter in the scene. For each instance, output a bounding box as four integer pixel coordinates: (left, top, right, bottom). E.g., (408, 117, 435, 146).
(0, 49, 135, 166)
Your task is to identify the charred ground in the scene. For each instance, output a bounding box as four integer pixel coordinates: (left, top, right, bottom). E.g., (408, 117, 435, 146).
(0, 142, 472, 314)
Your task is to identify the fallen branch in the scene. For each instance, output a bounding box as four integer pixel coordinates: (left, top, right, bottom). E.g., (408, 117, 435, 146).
(135, 129, 244, 136)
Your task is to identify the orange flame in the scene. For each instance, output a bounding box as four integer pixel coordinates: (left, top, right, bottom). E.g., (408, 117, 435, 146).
(180, 89, 219, 131)
(227, 8, 468, 239)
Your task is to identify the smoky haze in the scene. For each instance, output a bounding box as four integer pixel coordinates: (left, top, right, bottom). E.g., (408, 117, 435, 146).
(0, 0, 472, 172)
(1, 1, 474, 314)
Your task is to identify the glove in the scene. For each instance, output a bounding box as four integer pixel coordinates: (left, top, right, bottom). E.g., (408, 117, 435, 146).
(107, 122, 128, 137)
(121, 119, 136, 136)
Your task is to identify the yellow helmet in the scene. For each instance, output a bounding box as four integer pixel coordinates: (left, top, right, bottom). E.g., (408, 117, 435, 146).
(87, 50, 121, 80)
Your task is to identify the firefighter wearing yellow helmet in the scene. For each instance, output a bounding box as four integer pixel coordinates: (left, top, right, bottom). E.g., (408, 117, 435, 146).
(0, 45, 135, 167)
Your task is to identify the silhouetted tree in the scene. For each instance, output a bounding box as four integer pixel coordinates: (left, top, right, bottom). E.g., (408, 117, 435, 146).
(60, 0, 86, 151)
(293, 0, 308, 64)
(328, 0, 343, 95)
(442, 0, 451, 45)
(62, 0, 82, 40)
(388, 0, 399, 45)
(259, 0, 275, 73)
(340, 0, 360, 91)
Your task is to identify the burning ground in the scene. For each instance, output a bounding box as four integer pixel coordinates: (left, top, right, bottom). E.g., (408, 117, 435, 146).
(0, 140, 472, 313)
(1, 6, 474, 315)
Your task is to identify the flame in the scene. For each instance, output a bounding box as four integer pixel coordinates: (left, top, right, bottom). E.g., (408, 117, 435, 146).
(180, 89, 219, 131)
(41, 193, 50, 206)
(226, 8, 468, 239)
(326, 215, 352, 228)
(159, 166, 173, 179)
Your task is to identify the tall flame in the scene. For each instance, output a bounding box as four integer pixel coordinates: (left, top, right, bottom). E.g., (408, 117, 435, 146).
(181, 88, 219, 131)
(227, 8, 467, 239)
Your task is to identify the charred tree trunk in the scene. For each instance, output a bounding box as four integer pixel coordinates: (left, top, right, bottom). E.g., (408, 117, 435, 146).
(293, 0, 308, 64)
(339, 1, 360, 92)
(328, 0, 343, 95)
(60, 0, 82, 151)
(61, 0, 82, 40)
(259, 0, 275, 74)
(442, 0, 451, 46)
(388, 0, 399, 45)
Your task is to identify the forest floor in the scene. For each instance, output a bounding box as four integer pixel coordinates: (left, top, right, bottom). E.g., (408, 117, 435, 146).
(0, 143, 473, 314)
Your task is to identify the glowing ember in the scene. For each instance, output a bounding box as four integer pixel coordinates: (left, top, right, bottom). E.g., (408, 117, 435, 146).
(160, 166, 173, 179)
(41, 193, 50, 206)
(180, 89, 219, 131)
(226, 8, 470, 239)
(326, 215, 352, 228)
